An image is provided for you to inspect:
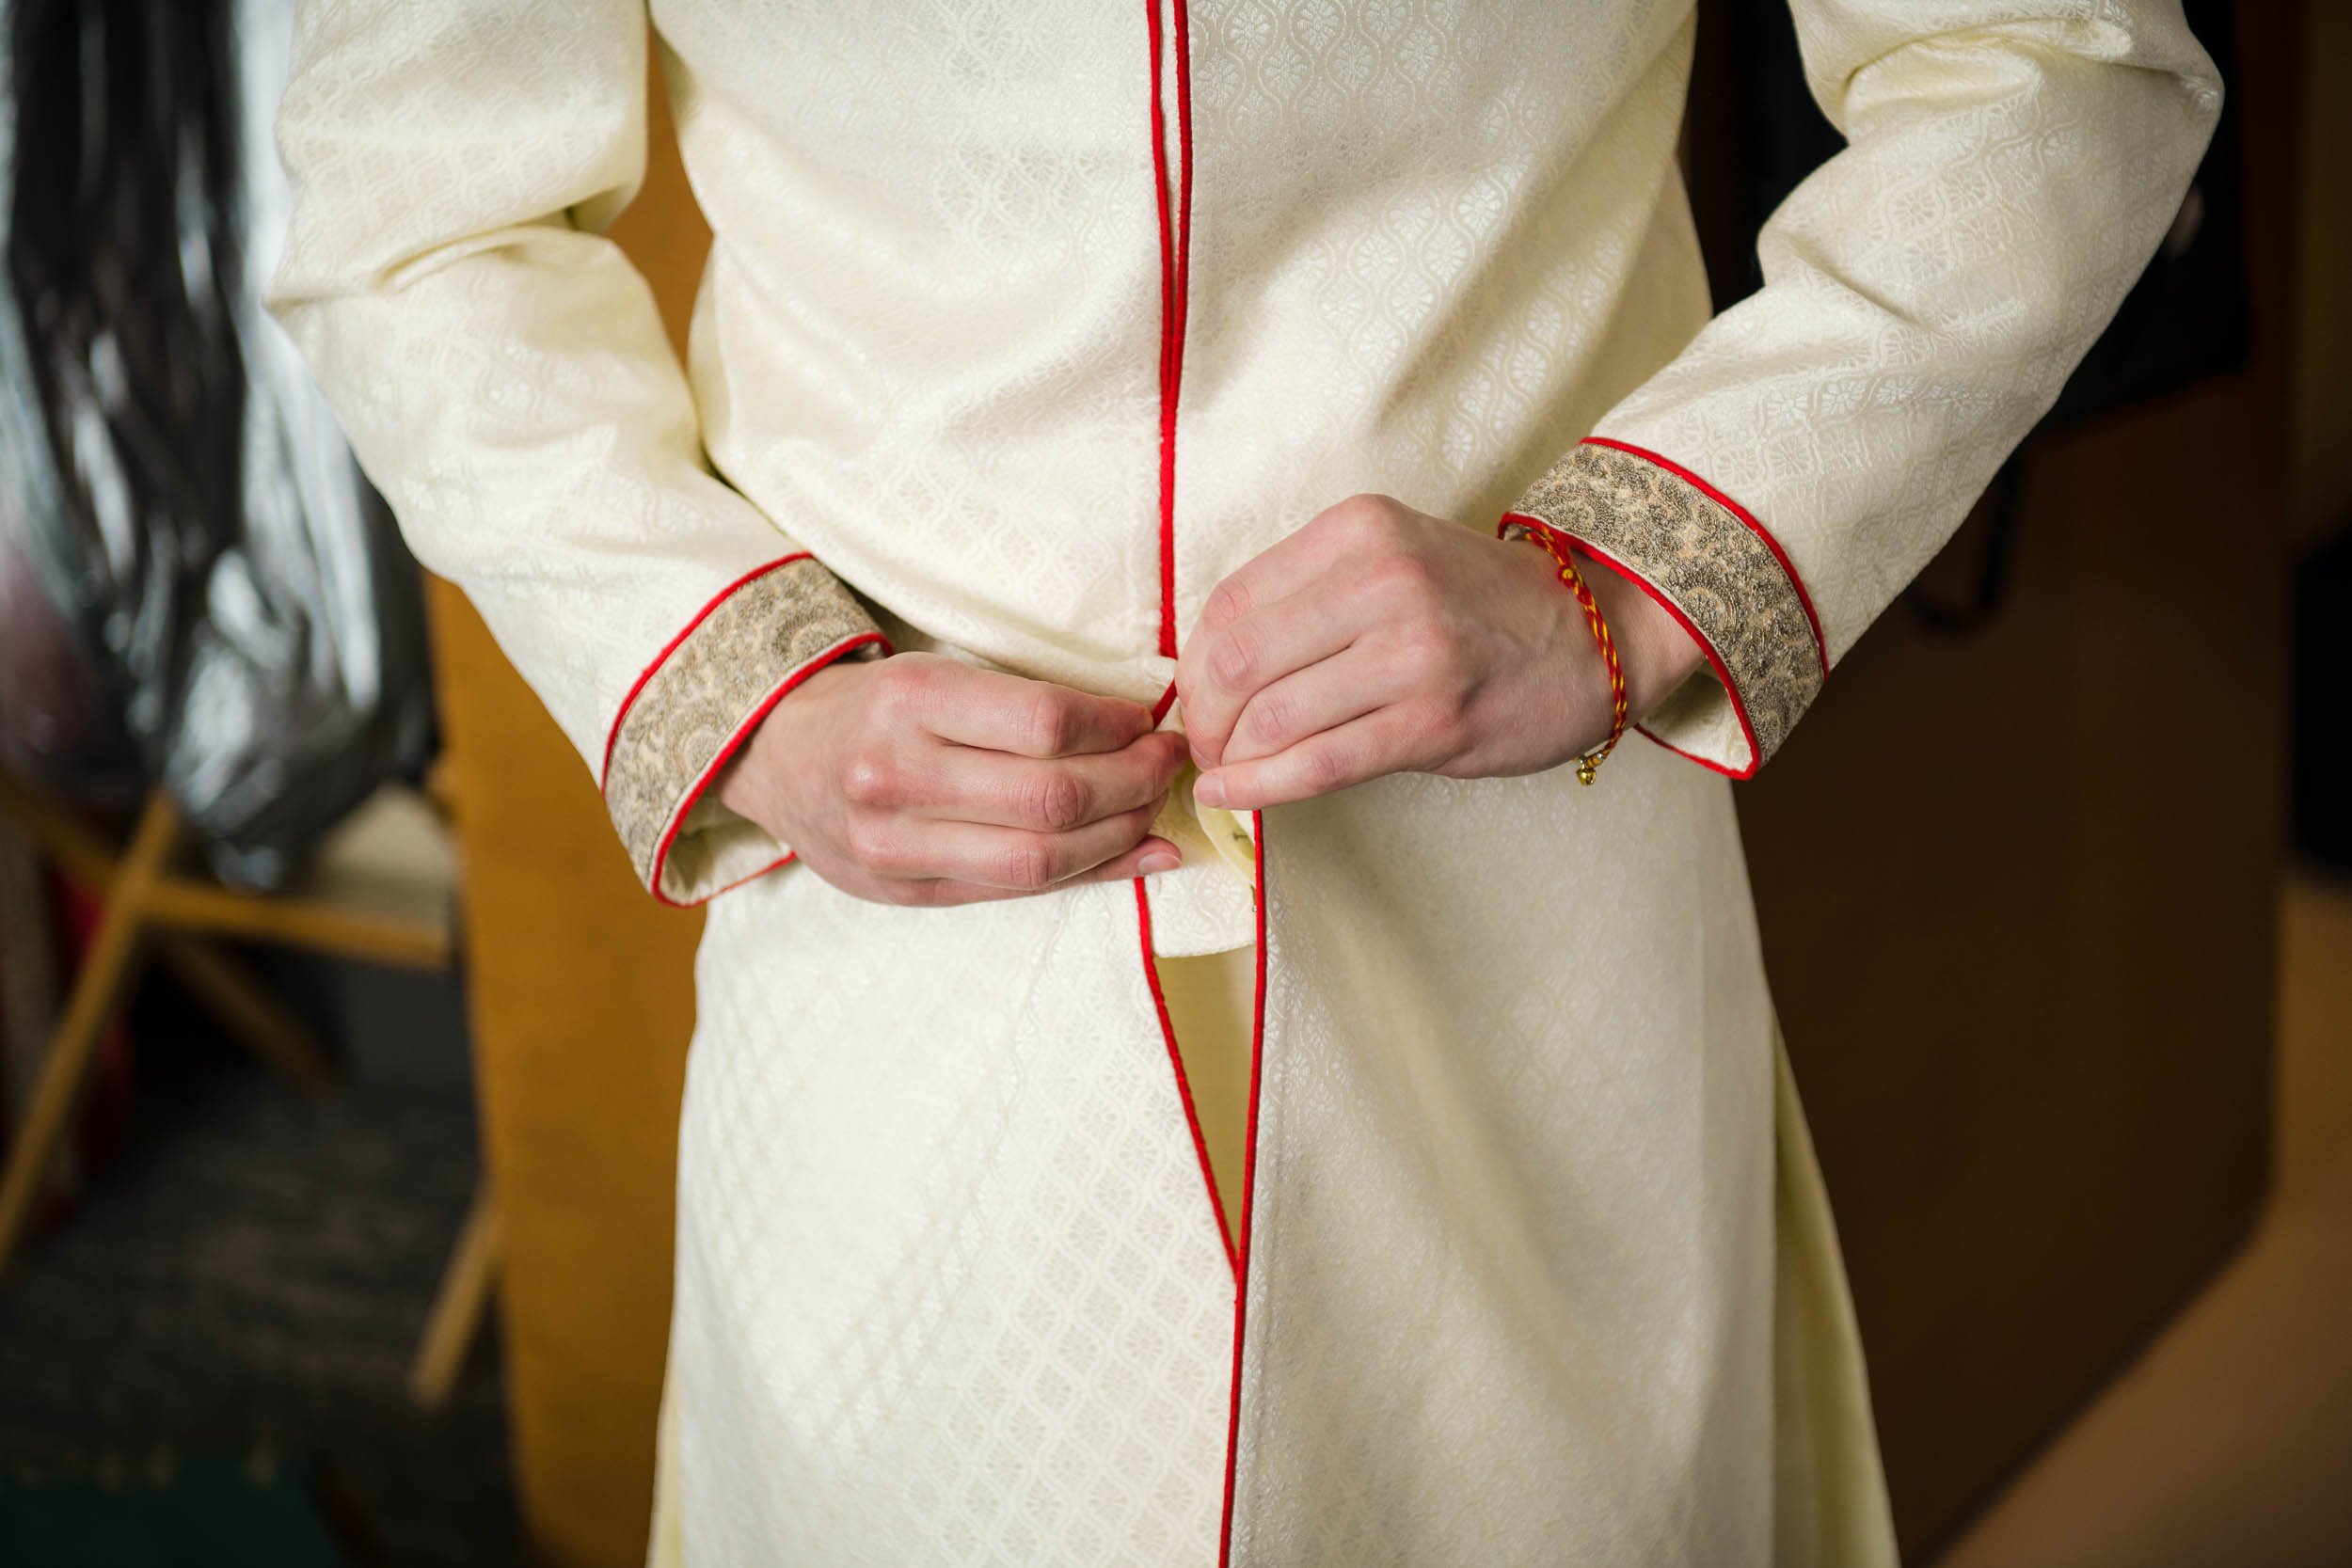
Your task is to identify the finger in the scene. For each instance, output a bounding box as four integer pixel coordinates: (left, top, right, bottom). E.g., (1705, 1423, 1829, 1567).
(915, 730, 1188, 831)
(1184, 495, 1383, 647)
(1194, 707, 1423, 811)
(1177, 586, 1363, 770)
(879, 800, 1169, 891)
(905, 660, 1154, 757)
(894, 834, 1184, 907)
(1216, 644, 1401, 768)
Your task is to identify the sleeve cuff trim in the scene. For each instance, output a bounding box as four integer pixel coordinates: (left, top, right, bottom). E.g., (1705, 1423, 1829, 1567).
(1506, 439, 1824, 770)
(603, 551, 890, 902)
(643, 630, 885, 907)
(600, 551, 814, 790)
(1581, 436, 1828, 676)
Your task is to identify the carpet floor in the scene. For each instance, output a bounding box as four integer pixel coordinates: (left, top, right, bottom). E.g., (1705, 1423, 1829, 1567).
(0, 1011, 517, 1568)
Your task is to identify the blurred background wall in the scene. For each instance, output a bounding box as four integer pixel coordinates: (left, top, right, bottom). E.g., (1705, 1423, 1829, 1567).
(1694, 0, 2290, 1550)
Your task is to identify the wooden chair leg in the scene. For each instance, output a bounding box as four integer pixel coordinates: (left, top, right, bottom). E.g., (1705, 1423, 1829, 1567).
(0, 791, 179, 1273)
(407, 1183, 501, 1410)
(153, 936, 335, 1089)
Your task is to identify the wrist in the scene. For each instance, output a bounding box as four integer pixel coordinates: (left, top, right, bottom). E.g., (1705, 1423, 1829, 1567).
(1579, 553, 1703, 722)
(714, 657, 869, 822)
(1505, 521, 1701, 740)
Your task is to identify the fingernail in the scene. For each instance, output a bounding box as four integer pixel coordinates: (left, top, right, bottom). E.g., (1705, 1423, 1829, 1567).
(1139, 851, 1182, 875)
(1194, 773, 1227, 808)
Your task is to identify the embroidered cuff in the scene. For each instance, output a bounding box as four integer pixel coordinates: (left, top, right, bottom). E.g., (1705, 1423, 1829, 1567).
(1502, 437, 1826, 777)
(601, 554, 888, 906)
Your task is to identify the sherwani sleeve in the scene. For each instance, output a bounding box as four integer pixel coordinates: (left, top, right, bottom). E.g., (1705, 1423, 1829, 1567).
(266, 0, 887, 905)
(1502, 1, 2222, 776)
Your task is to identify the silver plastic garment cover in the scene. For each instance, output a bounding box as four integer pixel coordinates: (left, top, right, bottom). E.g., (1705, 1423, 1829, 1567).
(0, 0, 428, 886)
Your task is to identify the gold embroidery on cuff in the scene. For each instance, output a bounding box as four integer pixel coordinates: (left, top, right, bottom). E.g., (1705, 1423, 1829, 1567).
(1510, 441, 1821, 769)
(605, 556, 884, 895)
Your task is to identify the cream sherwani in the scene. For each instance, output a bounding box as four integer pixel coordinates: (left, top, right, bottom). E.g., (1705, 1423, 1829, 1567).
(269, 2, 2219, 1562)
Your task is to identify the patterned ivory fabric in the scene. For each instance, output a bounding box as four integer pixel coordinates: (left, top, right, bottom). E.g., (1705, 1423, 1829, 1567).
(268, 2, 2220, 1563)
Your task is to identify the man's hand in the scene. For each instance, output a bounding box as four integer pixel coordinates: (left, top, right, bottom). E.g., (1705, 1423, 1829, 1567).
(1175, 494, 1705, 810)
(715, 653, 1187, 906)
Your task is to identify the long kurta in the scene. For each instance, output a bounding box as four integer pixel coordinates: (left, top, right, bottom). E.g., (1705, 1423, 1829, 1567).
(267, 3, 2221, 1563)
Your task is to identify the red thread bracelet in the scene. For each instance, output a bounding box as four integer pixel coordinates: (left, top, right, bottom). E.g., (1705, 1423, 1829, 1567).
(1512, 524, 1628, 784)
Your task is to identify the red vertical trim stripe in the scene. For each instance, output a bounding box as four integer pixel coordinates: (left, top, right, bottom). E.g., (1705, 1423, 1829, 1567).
(1143, 12, 1255, 1557)
(1146, 0, 1195, 658)
(1171, 0, 1195, 390)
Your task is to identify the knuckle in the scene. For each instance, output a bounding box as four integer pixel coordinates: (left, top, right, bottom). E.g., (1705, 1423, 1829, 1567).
(1020, 769, 1092, 832)
(1416, 695, 1470, 752)
(1000, 839, 1059, 890)
(871, 657, 928, 712)
(1389, 622, 1453, 678)
(1298, 745, 1348, 795)
(1241, 689, 1293, 748)
(839, 816, 882, 865)
(1205, 578, 1253, 629)
(836, 746, 898, 809)
(1208, 625, 1262, 691)
(1020, 694, 1078, 755)
(1371, 548, 1437, 600)
(1314, 503, 1364, 545)
(841, 816, 902, 872)
(1338, 492, 1400, 539)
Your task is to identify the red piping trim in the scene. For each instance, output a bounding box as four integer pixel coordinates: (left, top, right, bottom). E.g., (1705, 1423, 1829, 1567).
(1145, 1, 1172, 653)
(1150, 677, 1180, 726)
(688, 849, 800, 905)
(1172, 0, 1195, 395)
(1146, 0, 1194, 659)
(600, 552, 815, 789)
(644, 629, 891, 908)
(1501, 513, 1760, 780)
(1216, 809, 1268, 1568)
(1133, 881, 1240, 1275)
(1630, 720, 1746, 779)
(1579, 436, 1829, 676)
